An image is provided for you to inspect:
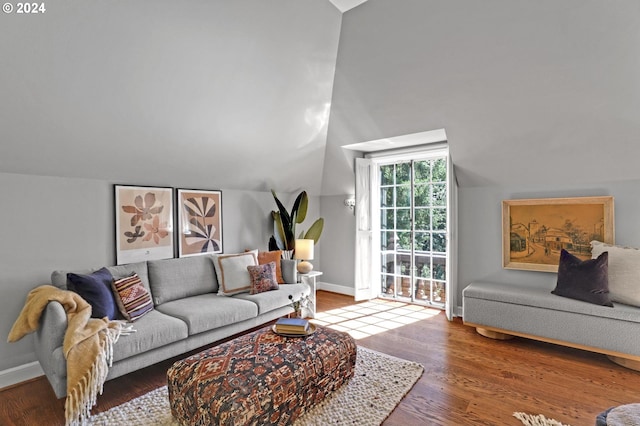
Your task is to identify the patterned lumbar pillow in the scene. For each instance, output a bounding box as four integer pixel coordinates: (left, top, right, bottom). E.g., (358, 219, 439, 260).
(67, 267, 118, 320)
(111, 273, 154, 321)
(552, 249, 612, 307)
(591, 240, 640, 307)
(247, 261, 280, 295)
(213, 251, 258, 296)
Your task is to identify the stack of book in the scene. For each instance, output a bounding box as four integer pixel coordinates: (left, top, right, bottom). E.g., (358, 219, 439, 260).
(275, 317, 310, 335)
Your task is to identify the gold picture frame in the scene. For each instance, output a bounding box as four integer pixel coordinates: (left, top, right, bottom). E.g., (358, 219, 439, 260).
(502, 196, 614, 272)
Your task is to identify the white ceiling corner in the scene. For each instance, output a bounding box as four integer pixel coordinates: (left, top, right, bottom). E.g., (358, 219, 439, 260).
(328, 0, 369, 13)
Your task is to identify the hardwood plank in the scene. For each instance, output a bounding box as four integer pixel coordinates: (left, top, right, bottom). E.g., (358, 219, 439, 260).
(1, 290, 638, 425)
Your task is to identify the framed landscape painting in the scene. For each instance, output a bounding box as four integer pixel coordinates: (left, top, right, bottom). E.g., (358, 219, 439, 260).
(115, 185, 174, 265)
(502, 196, 614, 272)
(177, 189, 223, 257)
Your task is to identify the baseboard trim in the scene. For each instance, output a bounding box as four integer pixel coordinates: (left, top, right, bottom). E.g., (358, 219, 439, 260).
(317, 282, 355, 296)
(0, 361, 44, 391)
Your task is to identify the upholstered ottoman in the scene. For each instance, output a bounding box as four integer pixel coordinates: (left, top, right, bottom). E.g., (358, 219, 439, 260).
(167, 324, 357, 425)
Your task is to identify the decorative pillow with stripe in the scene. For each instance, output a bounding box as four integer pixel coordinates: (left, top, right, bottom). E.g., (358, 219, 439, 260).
(111, 273, 154, 321)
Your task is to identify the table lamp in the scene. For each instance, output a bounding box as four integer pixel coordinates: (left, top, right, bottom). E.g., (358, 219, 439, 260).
(294, 239, 314, 274)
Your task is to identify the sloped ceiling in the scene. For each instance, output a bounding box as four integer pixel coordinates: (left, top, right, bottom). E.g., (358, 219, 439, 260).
(0, 1, 341, 195)
(2, 0, 639, 197)
(322, 0, 640, 195)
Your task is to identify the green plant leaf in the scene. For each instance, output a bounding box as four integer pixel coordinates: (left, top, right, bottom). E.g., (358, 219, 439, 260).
(292, 191, 308, 224)
(271, 211, 286, 250)
(304, 218, 324, 243)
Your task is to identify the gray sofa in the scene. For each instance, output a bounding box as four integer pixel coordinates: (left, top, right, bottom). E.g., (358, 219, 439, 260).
(36, 255, 310, 398)
(462, 281, 640, 370)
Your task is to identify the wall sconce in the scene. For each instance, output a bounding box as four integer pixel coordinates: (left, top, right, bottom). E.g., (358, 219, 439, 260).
(344, 198, 355, 210)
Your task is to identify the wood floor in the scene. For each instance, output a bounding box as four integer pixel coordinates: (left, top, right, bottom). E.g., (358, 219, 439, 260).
(2, 290, 639, 425)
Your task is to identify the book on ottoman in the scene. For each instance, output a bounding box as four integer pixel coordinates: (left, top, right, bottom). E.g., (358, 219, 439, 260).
(275, 317, 309, 334)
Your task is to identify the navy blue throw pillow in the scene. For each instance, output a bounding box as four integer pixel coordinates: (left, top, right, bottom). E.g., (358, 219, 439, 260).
(552, 249, 612, 307)
(67, 267, 118, 319)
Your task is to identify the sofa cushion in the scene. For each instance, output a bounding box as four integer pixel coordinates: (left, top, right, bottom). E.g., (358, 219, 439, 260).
(113, 309, 188, 362)
(234, 283, 310, 315)
(591, 240, 640, 308)
(248, 262, 279, 294)
(111, 273, 154, 321)
(156, 294, 258, 335)
(147, 256, 218, 305)
(552, 249, 612, 307)
(213, 251, 258, 296)
(66, 267, 118, 320)
(51, 261, 150, 293)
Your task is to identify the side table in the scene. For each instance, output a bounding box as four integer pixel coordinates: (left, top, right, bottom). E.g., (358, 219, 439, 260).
(300, 271, 322, 318)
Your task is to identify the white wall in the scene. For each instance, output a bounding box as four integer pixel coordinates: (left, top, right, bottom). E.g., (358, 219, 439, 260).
(0, 171, 320, 373)
(319, 194, 356, 290)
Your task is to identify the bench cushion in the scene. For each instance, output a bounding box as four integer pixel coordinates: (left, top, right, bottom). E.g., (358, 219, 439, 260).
(463, 281, 640, 357)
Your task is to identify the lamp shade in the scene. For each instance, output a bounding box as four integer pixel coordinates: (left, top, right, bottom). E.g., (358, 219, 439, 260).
(294, 239, 314, 260)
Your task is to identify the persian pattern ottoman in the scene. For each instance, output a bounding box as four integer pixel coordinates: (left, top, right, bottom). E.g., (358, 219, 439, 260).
(167, 324, 357, 425)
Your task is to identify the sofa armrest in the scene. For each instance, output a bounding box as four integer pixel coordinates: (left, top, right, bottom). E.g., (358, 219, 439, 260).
(34, 301, 68, 398)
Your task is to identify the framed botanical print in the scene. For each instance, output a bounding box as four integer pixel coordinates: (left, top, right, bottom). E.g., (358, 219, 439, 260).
(502, 196, 614, 272)
(177, 189, 223, 257)
(115, 185, 174, 265)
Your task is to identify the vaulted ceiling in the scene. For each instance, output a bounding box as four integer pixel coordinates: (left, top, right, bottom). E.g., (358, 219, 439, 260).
(2, 0, 639, 196)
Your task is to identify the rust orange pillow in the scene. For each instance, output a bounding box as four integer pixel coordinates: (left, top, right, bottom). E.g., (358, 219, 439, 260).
(258, 250, 284, 284)
(246, 249, 284, 284)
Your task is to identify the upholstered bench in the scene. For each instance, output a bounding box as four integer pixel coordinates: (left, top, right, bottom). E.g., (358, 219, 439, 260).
(167, 323, 357, 425)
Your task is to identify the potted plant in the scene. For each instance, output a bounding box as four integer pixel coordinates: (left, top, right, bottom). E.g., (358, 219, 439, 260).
(269, 189, 324, 282)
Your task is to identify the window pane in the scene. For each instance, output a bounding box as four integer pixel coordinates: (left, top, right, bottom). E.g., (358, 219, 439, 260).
(381, 209, 394, 229)
(433, 258, 446, 280)
(433, 232, 446, 253)
(396, 185, 411, 207)
(414, 184, 429, 207)
(396, 209, 411, 230)
(432, 208, 446, 230)
(397, 232, 411, 250)
(380, 165, 394, 185)
(431, 183, 446, 206)
(415, 255, 431, 278)
(415, 208, 431, 231)
(432, 281, 446, 303)
(415, 232, 430, 252)
(414, 160, 432, 183)
(396, 163, 411, 184)
(381, 187, 394, 207)
(433, 158, 446, 182)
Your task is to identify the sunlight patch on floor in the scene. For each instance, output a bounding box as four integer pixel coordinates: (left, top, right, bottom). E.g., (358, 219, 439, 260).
(312, 298, 440, 340)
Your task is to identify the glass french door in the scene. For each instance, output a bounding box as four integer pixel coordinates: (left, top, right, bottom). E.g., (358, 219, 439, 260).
(379, 157, 448, 308)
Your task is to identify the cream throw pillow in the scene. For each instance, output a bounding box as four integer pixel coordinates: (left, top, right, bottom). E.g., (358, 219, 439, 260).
(213, 251, 258, 296)
(591, 240, 640, 307)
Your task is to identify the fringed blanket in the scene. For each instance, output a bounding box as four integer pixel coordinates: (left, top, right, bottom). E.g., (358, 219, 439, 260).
(8, 285, 123, 426)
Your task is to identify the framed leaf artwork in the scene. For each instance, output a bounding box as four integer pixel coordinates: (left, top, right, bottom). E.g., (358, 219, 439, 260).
(177, 189, 223, 257)
(114, 185, 174, 265)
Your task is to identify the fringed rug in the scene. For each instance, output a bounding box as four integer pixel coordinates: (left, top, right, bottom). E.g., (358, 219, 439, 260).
(88, 346, 424, 426)
(514, 412, 572, 426)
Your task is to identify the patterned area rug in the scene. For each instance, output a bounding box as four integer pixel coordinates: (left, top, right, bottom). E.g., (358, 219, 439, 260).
(513, 412, 571, 426)
(88, 346, 424, 426)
